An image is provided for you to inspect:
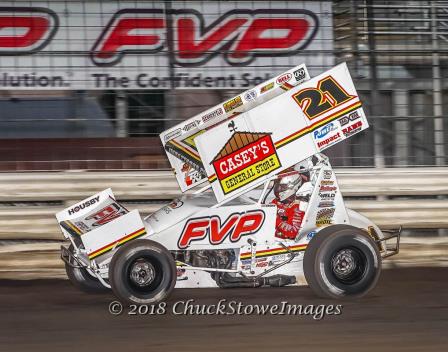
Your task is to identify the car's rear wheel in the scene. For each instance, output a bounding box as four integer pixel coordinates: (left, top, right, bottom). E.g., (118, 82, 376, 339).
(303, 225, 381, 299)
(65, 245, 108, 293)
(108, 239, 176, 304)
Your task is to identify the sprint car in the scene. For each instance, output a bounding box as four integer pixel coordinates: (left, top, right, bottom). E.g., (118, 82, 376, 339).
(57, 63, 400, 304)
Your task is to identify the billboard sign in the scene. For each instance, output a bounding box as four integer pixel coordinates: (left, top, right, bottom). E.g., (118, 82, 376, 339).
(0, 1, 333, 89)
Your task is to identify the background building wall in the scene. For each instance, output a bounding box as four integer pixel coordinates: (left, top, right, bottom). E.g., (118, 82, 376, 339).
(0, 0, 446, 170)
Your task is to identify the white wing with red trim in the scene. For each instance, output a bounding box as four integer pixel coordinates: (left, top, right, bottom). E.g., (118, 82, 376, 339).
(194, 62, 368, 203)
(160, 64, 310, 192)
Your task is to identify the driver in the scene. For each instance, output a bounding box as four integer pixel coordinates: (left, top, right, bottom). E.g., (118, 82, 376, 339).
(271, 165, 310, 240)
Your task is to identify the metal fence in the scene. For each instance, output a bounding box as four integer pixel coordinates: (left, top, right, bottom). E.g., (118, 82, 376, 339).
(0, 0, 447, 170)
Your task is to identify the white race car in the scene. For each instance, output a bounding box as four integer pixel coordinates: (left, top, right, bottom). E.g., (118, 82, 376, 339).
(57, 63, 400, 304)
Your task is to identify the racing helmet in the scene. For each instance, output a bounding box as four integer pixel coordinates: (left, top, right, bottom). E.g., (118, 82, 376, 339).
(294, 159, 311, 173)
(294, 159, 311, 181)
(274, 173, 303, 202)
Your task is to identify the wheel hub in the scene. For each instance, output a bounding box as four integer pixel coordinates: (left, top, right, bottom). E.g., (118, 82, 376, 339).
(130, 259, 155, 287)
(332, 249, 357, 278)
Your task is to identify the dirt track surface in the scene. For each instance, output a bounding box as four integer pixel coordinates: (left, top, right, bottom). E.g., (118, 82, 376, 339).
(0, 267, 447, 352)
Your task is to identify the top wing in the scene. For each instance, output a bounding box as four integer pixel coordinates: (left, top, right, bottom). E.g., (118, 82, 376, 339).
(160, 64, 310, 192)
(194, 62, 368, 203)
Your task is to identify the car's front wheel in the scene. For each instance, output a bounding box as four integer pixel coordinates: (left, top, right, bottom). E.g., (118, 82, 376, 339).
(108, 239, 176, 304)
(303, 225, 381, 299)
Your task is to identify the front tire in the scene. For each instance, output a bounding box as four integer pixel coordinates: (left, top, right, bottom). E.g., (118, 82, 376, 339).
(108, 239, 176, 304)
(304, 225, 381, 299)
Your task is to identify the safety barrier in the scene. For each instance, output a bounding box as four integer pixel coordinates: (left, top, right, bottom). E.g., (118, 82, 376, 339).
(0, 168, 446, 279)
(1, 168, 448, 241)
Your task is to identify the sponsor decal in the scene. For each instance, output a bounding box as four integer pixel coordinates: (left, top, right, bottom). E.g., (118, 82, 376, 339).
(323, 170, 332, 179)
(339, 110, 361, 126)
(168, 199, 183, 209)
(317, 132, 342, 149)
(319, 193, 335, 199)
(293, 67, 306, 82)
(243, 90, 257, 101)
(320, 180, 334, 185)
(276, 73, 292, 85)
(201, 107, 224, 124)
(212, 132, 282, 194)
(319, 185, 337, 192)
(240, 244, 307, 260)
(342, 120, 363, 138)
(256, 261, 269, 268)
(182, 163, 203, 186)
(270, 253, 287, 263)
(223, 96, 243, 113)
(68, 196, 100, 216)
(260, 82, 274, 94)
(182, 121, 197, 132)
(74, 221, 90, 233)
(306, 231, 316, 240)
(178, 210, 265, 249)
(85, 203, 128, 227)
(313, 122, 337, 139)
(318, 201, 335, 208)
(161, 199, 184, 214)
(164, 128, 182, 142)
(316, 208, 335, 227)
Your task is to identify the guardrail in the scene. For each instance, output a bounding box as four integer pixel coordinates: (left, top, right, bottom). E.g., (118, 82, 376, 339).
(0, 167, 446, 279)
(1, 168, 447, 241)
(1, 237, 447, 280)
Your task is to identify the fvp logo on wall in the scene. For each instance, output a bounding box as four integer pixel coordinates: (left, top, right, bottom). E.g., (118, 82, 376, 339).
(212, 132, 281, 194)
(0, 7, 318, 67)
(0, 3, 330, 89)
(91, 9, 319, 66)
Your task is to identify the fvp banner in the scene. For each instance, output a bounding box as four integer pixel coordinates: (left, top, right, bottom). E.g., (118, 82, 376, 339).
(0, 1, 333, 89)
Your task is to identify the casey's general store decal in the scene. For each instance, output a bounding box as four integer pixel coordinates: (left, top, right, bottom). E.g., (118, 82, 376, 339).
(212, 132, 281, 194)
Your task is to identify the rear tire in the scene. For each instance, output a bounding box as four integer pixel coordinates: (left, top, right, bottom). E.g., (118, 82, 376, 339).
(304, 225, 381, 299)
(65, 245, 108, 293)
(108, 239, 176, 304)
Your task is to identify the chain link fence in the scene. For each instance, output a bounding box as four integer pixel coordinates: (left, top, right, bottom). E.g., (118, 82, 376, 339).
(0, 0, 447, 170)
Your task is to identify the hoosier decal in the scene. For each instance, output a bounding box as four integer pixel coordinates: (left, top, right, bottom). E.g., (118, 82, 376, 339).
(212, 132, 281, 194)
(316, 208, 335, 227)
(260, 82, 274, 94)
(223, 96, 243, 112)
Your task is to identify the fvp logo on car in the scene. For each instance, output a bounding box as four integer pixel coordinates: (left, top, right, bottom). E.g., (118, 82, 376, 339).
(0, 7, 318, 67)
(178, 210, 265, 249)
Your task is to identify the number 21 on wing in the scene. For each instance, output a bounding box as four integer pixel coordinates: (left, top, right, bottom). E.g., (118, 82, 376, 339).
(292, 76, 355, 120)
